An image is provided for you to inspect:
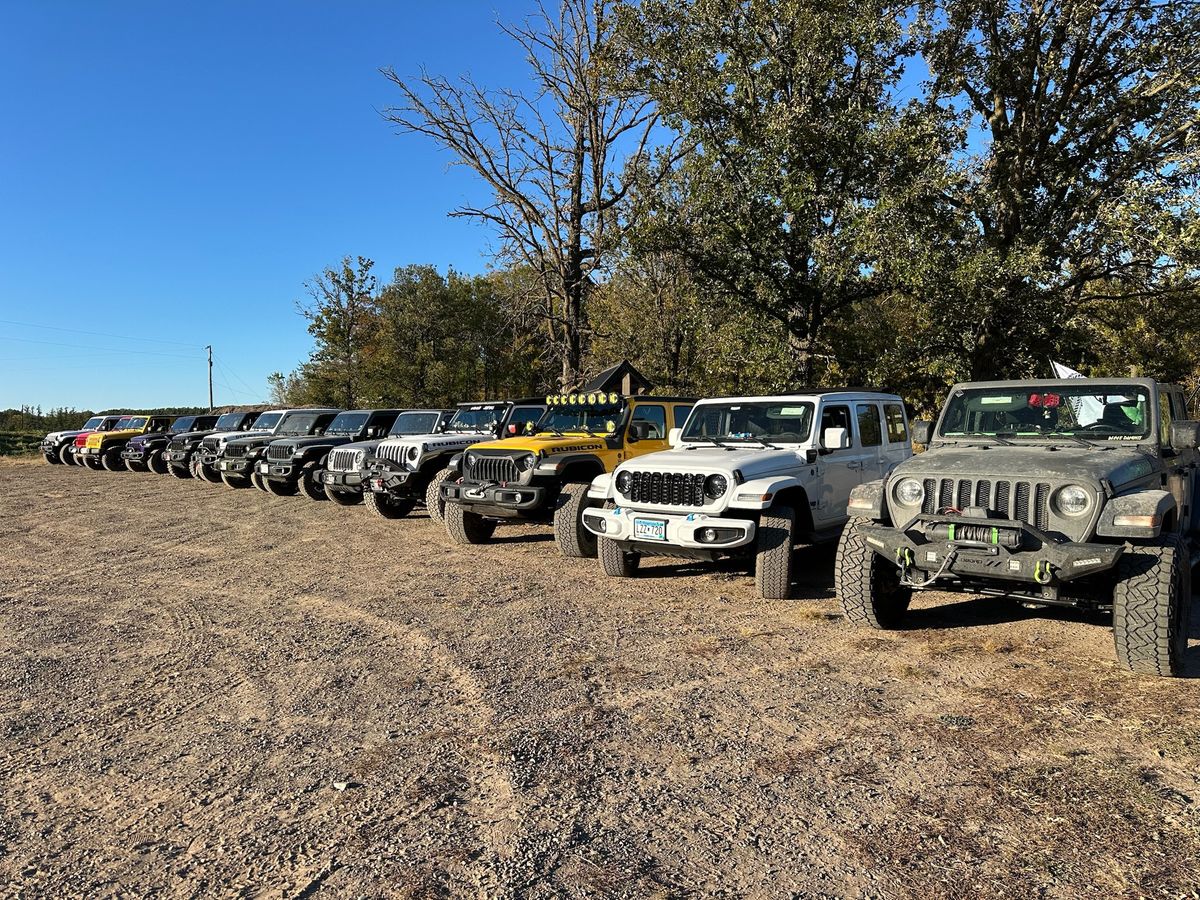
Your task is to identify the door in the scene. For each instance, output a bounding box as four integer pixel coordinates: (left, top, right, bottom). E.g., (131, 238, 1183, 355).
(813, 403, 870, 526)
(855, 402, 887, 480)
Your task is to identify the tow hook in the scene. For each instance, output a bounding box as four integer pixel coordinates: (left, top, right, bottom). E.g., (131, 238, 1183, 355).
(895, 546, 914, 577)
(1033, 559, 1055, 585)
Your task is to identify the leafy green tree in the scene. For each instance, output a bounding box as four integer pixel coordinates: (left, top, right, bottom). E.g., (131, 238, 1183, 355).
(295, 256, 379, 407)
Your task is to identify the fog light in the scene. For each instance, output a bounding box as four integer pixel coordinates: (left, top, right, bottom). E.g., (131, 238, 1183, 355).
(701, 528, 718, 542)
(595, 517, 608, 534)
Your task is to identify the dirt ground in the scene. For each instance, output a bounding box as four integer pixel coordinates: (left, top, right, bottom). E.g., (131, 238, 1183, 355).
(1, 457, 1198, 899)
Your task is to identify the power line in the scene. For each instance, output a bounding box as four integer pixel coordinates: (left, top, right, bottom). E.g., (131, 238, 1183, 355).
(0, 317, 200, 348)
(0, 334, 201, 359)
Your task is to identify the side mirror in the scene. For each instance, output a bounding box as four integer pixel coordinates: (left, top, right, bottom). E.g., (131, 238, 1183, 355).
(629, 421, 651, 442)
(668, 427, 683, 448)
(821, 426, 850, 452)
(1170, 421, 1200, 450)
(911, 420, 933, 445)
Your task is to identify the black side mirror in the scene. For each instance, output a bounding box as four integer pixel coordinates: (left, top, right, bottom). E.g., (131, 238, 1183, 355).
(1170, 421, 1200, 450)
(629, 421, 651, 442)
(911, 420, 933, 444)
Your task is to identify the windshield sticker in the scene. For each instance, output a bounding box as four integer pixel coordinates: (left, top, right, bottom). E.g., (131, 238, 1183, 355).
(979, 397, 1012, 405)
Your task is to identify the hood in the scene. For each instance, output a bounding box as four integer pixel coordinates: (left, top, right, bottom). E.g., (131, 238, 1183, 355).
(85, 427, 143, 447)
(618, 444, 809, 480)
(171, 428, 218, 443)
(381, 431, 488, 451)
(224, 432, 279, 450)
(898, 443, 1157, 489)
(274, 434, 354, 452)
(45, 429, 83, 442)
(468, 434, 610, 456)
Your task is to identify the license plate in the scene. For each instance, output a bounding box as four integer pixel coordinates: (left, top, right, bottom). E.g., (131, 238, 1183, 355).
(323, 473, 335, 483)
(634, 518, 667, 541)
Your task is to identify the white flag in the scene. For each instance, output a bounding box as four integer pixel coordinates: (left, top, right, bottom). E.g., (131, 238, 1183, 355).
(1051, 360, 1084, 379)
(1051, 361, 1103, 423)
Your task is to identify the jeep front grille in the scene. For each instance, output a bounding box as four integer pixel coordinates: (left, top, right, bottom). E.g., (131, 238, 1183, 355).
(465, 454, 519, 484)
(628, 471, 707, 507)
(922, 478, 1051, 531)
(224, 444, 248, 459)
(329, 449, 360, 472)
(167, 439, 189, 452)
(267, 444, 293, 461)
(201, 437, 220, 452)
(375, 443, 408, 465)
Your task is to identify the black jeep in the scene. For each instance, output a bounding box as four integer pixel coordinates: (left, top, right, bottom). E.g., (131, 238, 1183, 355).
(215, 409, 341, 489)
(837, 377, 1198, 676)
(163, 411, 260, 479)
(122, 414, 219, 474)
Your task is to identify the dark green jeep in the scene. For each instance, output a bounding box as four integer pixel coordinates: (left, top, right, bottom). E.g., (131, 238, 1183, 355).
(836, 378, 1197, 677)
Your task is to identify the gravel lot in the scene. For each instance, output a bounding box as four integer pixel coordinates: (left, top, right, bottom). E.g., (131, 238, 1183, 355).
(2, 457, 1199, 898)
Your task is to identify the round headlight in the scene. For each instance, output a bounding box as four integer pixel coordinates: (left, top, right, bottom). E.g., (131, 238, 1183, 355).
(1054, 484, 1091, 517)
(615, 471, 632, 493)
(518, 452, 537, 471)
(894, 478, 925, 507)
(407, 445, 419, 461)
(704, 473, 729, 499)
(352, 450, 365, 468)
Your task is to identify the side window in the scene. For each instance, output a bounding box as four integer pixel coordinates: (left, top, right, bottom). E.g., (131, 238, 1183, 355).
(820, 404, 853, 450)
(884, 403, 908, 444)
(856, 404, 883, 447)
(632, 404, 667, 439)
(509, 406, 542, 435)
(672, 405, 692, 428)
(1159, 389, 1173, 446)
(1170, 390, 1188, 421)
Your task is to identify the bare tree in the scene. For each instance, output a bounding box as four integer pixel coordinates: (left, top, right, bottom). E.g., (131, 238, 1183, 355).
(381, 0, 680, 388)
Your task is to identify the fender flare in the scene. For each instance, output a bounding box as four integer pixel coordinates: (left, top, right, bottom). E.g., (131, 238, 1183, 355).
(535, 452, 606, 482)
(847, 478, 888, 521)
(727, 475, 806, 511)
(588, 471, 614, 501)
(1095, 489, 1176, 539)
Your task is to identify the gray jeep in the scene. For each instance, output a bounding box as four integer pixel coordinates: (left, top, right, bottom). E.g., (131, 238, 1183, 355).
(836, 378, 1197, 677)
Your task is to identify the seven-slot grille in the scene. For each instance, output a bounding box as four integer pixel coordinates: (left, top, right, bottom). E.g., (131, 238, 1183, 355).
(465, 454, 519, 484)
(223, 443, 248, 459)
(921, 478, 1052, 531)
(375, 442, 409, 465)
(267, 443, 294, 461)
(201, 437, 220, 452)
(328, 448, 360, 472)
(627, 471, 707, 507)
(167, 438, 187, 452)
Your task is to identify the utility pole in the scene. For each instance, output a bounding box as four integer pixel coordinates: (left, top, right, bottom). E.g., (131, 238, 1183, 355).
(206, 345, 213, 411)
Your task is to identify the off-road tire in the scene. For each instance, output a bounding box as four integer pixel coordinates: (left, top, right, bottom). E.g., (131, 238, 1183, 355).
(755, 502, 796, 600)
(599, 536, 640, 577)
(101, 449, 124, 472)
(168, 462, 190, 479)
(43, 450, 61, 465)
(445, 501, 496, 544)
(835, 516, 913, 628)
(263, 476, 297, 497)
(425, 467, 454, 523)
(299, 465, 326, 501)
(365, 490, 414, 519)
(146, 450, 169, 475)
(250, 470, 268, 492)
(222, 472, 252, 489)
(195, 458, 220, 483)
(555, 482, 599, 558)
(83, 454, 102, 470)
(124, 458, 148, 473)
(325, 485, 362, 505)
(58, 444, 75, 466)
(1113, 534, 1192, 677)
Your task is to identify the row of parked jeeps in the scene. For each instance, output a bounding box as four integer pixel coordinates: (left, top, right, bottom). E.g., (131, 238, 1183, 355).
(43, 376, 1198, 677)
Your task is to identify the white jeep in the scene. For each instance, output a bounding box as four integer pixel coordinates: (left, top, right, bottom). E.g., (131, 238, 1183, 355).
(582, 391, 913, 599)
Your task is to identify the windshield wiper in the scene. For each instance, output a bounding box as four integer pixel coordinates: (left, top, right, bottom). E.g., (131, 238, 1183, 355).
(986, 432, 1016, 445)
(1047, 432, 1098, 448)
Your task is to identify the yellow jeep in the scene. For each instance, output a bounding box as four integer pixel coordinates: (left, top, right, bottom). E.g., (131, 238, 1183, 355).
(440, 392, 695, 556)
(77, 414, 173, 472)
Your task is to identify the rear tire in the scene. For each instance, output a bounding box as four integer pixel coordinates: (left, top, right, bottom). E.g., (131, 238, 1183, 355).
(835, 516, 912, 627)
(298, 465, 326, 501)
(147, 450, 168, 475)
(326, 485, 362, 505)
(58, 444, 75, 466)
(445, 501, 496, 544)
(425, 467, 454, 523)
(1113, 534, 1192, 677)
(555, 482, 598, 558)
(263, 476, 297, 496)
(101, 449, 124, 472)
(365, 490, 414, 519)
(755, 503, 796, 599)
(599, 536, 640, 577)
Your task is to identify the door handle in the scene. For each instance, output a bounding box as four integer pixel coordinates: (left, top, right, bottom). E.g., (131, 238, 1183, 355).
(846, 461, 863, 470)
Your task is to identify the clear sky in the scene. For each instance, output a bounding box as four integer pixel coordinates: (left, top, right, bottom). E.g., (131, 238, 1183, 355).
(0, 1, 528, 411)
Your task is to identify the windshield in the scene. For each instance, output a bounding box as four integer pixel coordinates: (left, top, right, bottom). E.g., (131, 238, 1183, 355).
(124, 417, 148, 430)
(447, 405, 504, 433)
(80, 417, 103, 429)
(939, 386, 1153, 440)
(250, 412, 283, 431)
(114, 416, 134, 429)
(682, 401, 815, 443)
(537, 401, 627, 436)
(171, 416, 197, 432)
(215, 412, 245, 430)
(278, 413, 322, 435)
(100, 417, 122, 430)
(326, 412, 369, 436)
(390, 412, 442, 435)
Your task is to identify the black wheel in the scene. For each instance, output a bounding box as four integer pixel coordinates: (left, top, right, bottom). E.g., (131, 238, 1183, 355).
(298, 465, 326, 501)
(168, 462, 190, 479)
(325, 485, 362, 505)
(147, 450, 169, 475)
(58, 444, 75, 466)
(555, 482, 598, 558)
(196, 458, 220, 483)
(43, 450, 61, 465)
(425, 467, 454, 523)
(101, 449, 124, 472)
(124, 458, 147, 473)
(445, 501, 496, 544)
(1113, 534, 1192, 677)
(221, 472, 251, 488)
(599, 536, 640, 577)
(364, 490, 414, 519)
(755, 502, 796, 599)
(263, 476, 297, 496)
(83, 454, 102, 470)
(250, 470, 268, 492)
(835, 516, 913, 627)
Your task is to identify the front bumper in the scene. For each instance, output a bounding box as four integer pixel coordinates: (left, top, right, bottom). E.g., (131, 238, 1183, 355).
(257, 459, 299, 480)
(318, 469, 364, 489)
(582, 506, 756, 551)
(120, 447, 147, 461)
(861, 515, 1124, 591)
(77, 446, 102, 457)
(41, 440, 59, 455)
(441, 481, 547, 514)
(217, 457, 255, 474)
(165, 448, 195, 463)
(365, 464, 418, 496)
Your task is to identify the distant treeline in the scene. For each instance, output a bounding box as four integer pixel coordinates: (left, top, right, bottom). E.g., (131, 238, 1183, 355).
(0, 406, 213, 434)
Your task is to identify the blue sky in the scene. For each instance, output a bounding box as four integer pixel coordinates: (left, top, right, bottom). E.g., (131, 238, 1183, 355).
(0, 1, 529, 411)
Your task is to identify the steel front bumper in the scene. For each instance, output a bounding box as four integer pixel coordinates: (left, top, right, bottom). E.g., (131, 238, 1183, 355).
(77, 446, 102, 457)
(860, 517, 1123, 588)
(581, 506, 756, 550)
(441, 481, 546, 512)
(318, 469, 364, 489)
(217, 457, 254, 474)
(255, 460, 298, 480)
(120, 447, 147, 462)
(365, 464, 414, 493)
(164, 448, 194, 463)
